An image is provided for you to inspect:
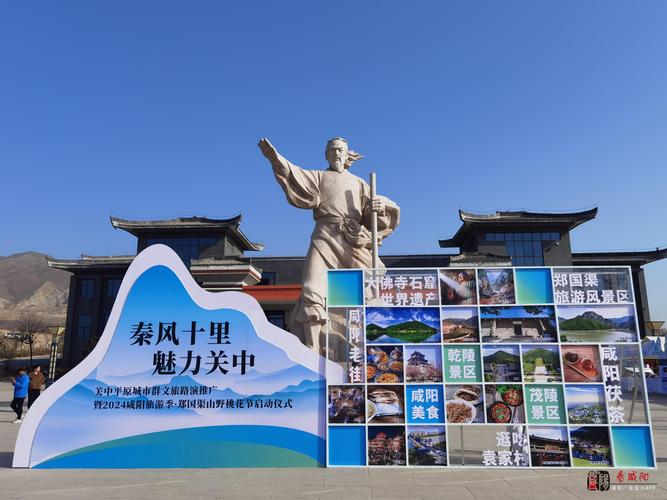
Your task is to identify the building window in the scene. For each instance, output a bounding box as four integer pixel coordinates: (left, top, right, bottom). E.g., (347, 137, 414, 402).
(77, 314, 92, 340)
(79, 279, 95, 299)
(265, 310, 286, 330)
(105, 278, 121, 298)
(105, 279, 120, 298)
(259, 272, 277, 285)
(484, 232, 560, 266)
(145, 237, 218, 263)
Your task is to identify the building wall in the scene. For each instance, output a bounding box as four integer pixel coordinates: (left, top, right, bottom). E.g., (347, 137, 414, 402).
(481, 318, 543, 338)
(543, 232, 572, 266)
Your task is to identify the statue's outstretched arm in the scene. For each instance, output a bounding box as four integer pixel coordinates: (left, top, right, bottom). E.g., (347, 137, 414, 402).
(258, 137, 290, 176)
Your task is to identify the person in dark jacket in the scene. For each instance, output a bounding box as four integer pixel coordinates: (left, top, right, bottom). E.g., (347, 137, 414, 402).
(10, 367, 29, 423)
(28, 365, 46, 408)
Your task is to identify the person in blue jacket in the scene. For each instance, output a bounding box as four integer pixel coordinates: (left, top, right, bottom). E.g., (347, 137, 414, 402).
(10, 367, 29, 423)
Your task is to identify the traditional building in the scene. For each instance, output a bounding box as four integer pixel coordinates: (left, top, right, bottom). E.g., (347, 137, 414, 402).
(48, 208, 665, 368)
(480, 307, 558, 342)
(529, 434, 570, 466)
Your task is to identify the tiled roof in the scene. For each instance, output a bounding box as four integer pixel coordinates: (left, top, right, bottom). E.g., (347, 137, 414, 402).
(440, 208, 598, 248)
(110, 215, 264, 251)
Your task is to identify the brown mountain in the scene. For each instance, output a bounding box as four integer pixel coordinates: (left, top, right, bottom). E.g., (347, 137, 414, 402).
(0, 252, 70, 329)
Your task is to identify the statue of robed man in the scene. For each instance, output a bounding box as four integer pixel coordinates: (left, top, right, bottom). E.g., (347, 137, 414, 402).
(258, 137, 400, 353)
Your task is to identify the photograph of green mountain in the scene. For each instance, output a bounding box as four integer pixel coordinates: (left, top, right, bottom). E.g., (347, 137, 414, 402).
(522, 345, 562, 382)
(557, 305, 637, 343)
(482, 346, 521, 382)
(365, 307, 441, 344)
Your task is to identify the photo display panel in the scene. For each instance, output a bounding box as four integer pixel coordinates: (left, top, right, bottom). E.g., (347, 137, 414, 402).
(325, 266, 655, 468)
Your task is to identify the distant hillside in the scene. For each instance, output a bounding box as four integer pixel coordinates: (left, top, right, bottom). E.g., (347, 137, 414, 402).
(559, 310, 635, 331)
(442, 315, 478, 327)
(0, 252, 70, 329)
(483, 350, 520, 364)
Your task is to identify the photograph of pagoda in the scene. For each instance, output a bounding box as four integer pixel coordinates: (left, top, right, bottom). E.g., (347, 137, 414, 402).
(404, 345, 443, 383)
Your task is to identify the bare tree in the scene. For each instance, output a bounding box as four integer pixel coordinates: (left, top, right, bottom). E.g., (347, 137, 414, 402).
(16, 310, 46, 368)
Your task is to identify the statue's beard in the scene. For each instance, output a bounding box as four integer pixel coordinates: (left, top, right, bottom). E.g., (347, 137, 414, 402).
(330, 158, 345, 172)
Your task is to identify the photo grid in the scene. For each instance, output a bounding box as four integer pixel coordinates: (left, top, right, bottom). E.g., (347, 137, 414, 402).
(326, 267, 655, 468)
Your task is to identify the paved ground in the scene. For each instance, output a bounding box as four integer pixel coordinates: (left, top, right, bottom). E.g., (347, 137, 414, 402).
(0, 381, 664, 499)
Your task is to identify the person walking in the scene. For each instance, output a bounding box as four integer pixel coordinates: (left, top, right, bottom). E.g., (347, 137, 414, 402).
(28, 365, 45, 408)
(10, 367, 29, 423)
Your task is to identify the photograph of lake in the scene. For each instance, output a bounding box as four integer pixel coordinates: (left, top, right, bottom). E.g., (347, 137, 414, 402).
(557, 305, 637, 343)
(365, 307, 441, 344)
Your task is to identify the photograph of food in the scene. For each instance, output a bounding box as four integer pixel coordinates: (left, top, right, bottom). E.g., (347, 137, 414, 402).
(561, 345, 602, 382)
(368, 426, 406, 466)
(445, 384, 484, 423)
(485, 384, 525, 423)
(367, 385, 405, 424)
(405, 345, 442, 383)
(367, 346, 403, 383)
(328, 385, 366, 424)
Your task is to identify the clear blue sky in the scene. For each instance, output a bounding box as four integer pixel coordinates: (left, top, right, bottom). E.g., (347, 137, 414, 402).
(1, 1, 666, 320)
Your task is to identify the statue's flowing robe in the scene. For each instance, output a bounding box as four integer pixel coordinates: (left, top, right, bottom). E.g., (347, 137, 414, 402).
(273, 161, 400, 332)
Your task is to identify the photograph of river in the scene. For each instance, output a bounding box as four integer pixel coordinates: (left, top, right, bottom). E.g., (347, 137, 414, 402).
(557, 305, 637, 343)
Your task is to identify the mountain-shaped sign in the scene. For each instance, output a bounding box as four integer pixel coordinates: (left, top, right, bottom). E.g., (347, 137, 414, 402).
(13, 245, 343, 468)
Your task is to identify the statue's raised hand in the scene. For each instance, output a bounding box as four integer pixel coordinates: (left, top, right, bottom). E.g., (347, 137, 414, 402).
(258, 137, 279, 162)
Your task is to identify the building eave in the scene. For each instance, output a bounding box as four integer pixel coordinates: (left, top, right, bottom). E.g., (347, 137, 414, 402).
(440, 207, 598, 248)
(46, 255, 134, 272)
(110, 215, 264, 251)
(572, 247, 667, 267)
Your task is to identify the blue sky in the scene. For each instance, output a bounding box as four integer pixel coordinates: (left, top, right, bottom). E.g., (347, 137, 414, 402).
(1, 2, 665, 320)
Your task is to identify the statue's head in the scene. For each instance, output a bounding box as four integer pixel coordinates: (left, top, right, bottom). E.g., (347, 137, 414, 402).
(325, 137, 349, 172)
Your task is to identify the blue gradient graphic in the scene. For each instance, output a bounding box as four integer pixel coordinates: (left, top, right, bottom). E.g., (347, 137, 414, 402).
(328, 270, 363, 306)
(611, 426, 655, 467)
(515, 268, 553, 304)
